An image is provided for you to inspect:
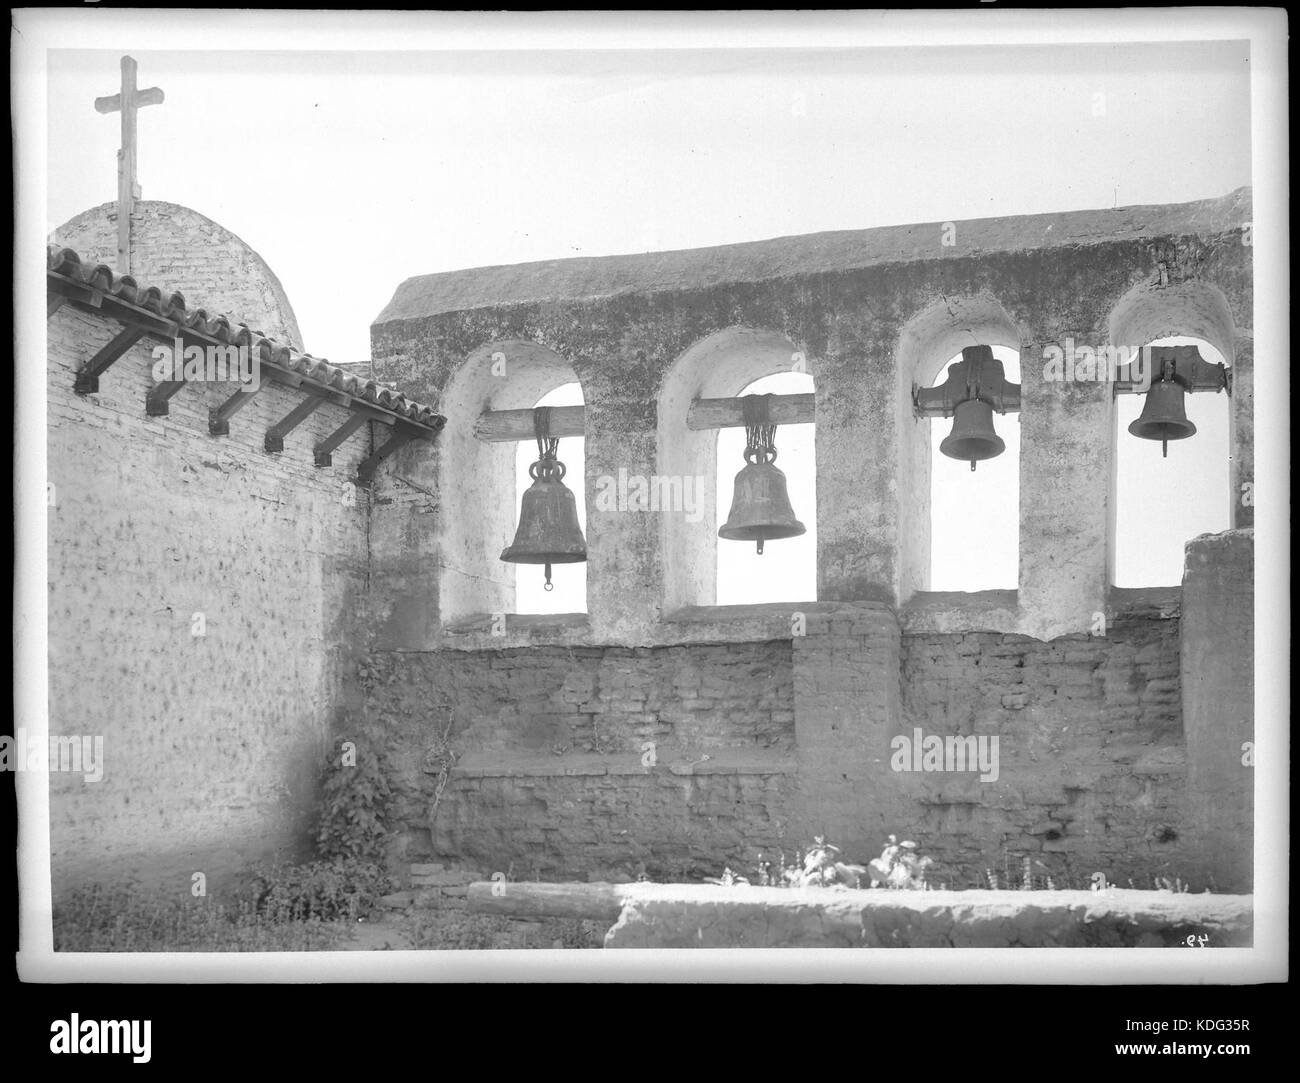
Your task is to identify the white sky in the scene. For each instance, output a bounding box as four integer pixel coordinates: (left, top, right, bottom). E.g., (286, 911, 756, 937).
(46, 39, 1249, 604)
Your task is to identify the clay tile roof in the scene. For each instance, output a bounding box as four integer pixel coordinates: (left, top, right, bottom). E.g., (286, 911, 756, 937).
(47, 245, 442, 429)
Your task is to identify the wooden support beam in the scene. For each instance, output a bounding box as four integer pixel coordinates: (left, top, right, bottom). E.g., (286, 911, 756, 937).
(474, 405, 586, 443)
(314, 411, 377, 467)
(47, 276, 105, 311)
(49, 277, 445, 436)
(356, 426, 425, 485)
(48, 295, 66, 319)
(687, 393, 815, 430)
(472, 393, 815, 443)
(145, 380, 186, 416)
(265, 392, 327, 453)
(75, 325, 146, 394)
(208, 387, 260, 435)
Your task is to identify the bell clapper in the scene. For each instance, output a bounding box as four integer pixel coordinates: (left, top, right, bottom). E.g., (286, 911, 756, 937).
(970, 460, 977, 472)
(1162, 438, 1168, 459)
(543, 562, 554, 590)
(756, 538, 764, 556)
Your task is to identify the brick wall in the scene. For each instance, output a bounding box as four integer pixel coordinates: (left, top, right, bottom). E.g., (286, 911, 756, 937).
(53, 201, 303, 349)
(361, 609, 1241, 890)
(363, 640, 796, 879)
(893, 616, 1199, 889)
(46, 303, 372, 897)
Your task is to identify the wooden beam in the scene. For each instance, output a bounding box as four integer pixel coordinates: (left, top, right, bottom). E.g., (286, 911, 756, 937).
(687, 393, 815, 430)
(145, 380, 187, 417)
(474, 405, 586, 443)
(208, 387, 260, 435)
(265, 392, 327, 453)
(75, 325, 146, 394)
(356, 426, 426, 485)
(314, 411, 379, 467)
(473, 393, 816, 443)
(48, 279, 445, 435)
(47, 275, 106, 311)
(48, 295, 66, 319)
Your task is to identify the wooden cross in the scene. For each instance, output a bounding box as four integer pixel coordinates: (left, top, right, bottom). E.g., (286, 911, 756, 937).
(94, 56, 164, 276)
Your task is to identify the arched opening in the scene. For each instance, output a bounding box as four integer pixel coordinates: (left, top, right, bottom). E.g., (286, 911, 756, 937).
(1106, 279, 1239, 589)
(1112, 336, 1231, 586)
(926, 347, 1021, 592)
(715, 371, 817, 605)
(895, 293, 1023, 602)
(437, 339, 582, 624)
(657, 326, 814, 610)
(513, 381, 587, 614)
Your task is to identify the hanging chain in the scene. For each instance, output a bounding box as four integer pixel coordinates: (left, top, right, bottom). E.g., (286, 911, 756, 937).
(530, 406, 566, 482)
(741, 393, 778, 464)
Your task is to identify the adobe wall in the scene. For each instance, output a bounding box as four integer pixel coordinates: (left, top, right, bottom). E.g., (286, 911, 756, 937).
(46, 302, 370, 898)
(368, 189, 1253, 646)
(366, 597, 1244, 888)
(362, 190, 1256, 894)
(41, 190, 1256, 904)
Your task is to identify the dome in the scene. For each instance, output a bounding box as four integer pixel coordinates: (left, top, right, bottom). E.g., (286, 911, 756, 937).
(50, 200, 303, 349)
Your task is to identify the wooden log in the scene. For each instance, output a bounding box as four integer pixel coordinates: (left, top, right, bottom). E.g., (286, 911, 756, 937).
(467, 880, 638, 921)
(472, 393, 815, 443)
(686, 393, 815, 430)
(473, 405, 586, 443)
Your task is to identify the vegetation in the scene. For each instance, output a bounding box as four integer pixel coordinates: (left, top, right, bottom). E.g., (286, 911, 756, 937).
(708, 834, 1199, 893)
(53, 734, 395, 951)
(398, 909, 605, 950)
(52, 882, 352, 952)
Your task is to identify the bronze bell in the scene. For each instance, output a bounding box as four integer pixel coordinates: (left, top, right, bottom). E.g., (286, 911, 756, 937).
(939, 398, 1005, 472)
(501, 417, 586, 590)
(1128, 378, 1196, 458)
(719, 395, 806, 555)
(719, 452, 806, 555)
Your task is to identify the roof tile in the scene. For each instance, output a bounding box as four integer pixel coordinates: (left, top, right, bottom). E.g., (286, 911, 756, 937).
(49, 245, 441, 428)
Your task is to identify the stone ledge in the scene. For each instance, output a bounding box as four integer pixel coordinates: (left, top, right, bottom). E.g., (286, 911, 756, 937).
(449, 750, 798, 779)
(1107, 586, 1181, 621)
(900, 590, 1019, 634)
(604, 887, 1251, 948)
(465, 881, 1253, 948)
(432, 601, 905, 650)
(438, 612, 591, 650)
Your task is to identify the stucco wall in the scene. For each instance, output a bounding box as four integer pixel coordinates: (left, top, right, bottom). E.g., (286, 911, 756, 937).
(46, 302, 370, 897)
(369, 189, 1252, 645)
(364, 596, 1249, 891)
(360, 190, 1254, 895)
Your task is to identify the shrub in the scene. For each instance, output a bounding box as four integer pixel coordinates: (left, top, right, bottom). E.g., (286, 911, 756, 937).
(247, 858, 390, 922)
(316, 736, 392, 863)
